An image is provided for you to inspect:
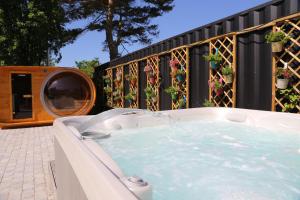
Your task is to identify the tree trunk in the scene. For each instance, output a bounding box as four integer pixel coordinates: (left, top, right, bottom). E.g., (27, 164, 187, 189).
(106, 0, 119, 60)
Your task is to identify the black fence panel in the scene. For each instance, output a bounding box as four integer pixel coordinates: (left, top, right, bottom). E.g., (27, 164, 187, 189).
(123, 65, 130, 107)
(189, 45, 210, 108)
(138, 60, 147, 109)
(236, 28, 273, 110)
(159, 54, 172, 110)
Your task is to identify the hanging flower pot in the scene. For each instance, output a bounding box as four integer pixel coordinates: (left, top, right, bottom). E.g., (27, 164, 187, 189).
(149, 76, 156, 85)
(204, 49, 222, 70)
(215, 88, 223, 96)
(276, 67, 291, 89)
(130, 78, 137, 86)
(210, 61, 219, 69)
(144, 65, 152, 73)
(222, 65, 233, 84)
(277, 79, 289, 89)
(175, 69, 185, 82)
(171, 66, 178, 73)
(272, 42, 283, 52)
(151, 96, 157, 103)
(223, 75, 233, 84)
(265, 30, 289, 53)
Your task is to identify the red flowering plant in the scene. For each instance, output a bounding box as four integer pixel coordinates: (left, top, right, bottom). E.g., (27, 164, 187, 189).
(209, 78, 223, 96)
(276, 68, 291, 79)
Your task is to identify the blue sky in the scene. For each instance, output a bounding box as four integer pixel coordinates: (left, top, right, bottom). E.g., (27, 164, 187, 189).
(58, 0, 270, 67)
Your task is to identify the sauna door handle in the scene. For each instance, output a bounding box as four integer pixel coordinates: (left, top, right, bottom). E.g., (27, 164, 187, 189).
(23, 94, 32, 98)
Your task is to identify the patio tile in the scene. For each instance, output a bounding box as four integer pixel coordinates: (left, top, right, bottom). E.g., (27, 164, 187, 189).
(0, 126, 56, 200)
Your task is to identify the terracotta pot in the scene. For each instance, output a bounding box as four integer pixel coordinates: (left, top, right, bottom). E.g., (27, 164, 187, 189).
(130, 79, 137, 86)
(149, 77, 155, 85)
(223, 74, 233, 84)
(171, 66, 178, 73)
(276, 78, 289, 89)
(272, 42, 283, 53)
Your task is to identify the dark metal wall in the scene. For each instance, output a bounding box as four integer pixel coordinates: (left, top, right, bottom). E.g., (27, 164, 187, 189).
(94, 0, 299, 112)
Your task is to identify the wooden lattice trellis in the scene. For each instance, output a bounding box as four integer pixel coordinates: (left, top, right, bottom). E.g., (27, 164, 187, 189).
(170, 47, 189, 109)
(272, 17, 300, 113)
(104, 68, 113, 107)
(112, 66, 124, 108)
(145, 56, 160, 111)
(209, 35, 237, 107)
(126, 62, 139, 108)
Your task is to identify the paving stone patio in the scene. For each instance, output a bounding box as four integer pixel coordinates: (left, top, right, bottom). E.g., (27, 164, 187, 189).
(0, 126, 56, 200)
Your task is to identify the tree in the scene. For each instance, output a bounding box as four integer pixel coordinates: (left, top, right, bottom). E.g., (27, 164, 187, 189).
(75, 58, 100, 78)
(0, 0, 80, 66)
(64, 0, 174, 60)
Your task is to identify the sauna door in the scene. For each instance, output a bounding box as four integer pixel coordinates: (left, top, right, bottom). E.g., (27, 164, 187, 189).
(11, 74, 33, 119)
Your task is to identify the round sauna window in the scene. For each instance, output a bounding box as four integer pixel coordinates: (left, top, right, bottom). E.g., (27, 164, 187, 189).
(41, 70, 95, 117)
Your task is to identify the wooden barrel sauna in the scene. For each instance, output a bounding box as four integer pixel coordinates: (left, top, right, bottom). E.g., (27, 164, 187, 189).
(0, 66, 96, 129)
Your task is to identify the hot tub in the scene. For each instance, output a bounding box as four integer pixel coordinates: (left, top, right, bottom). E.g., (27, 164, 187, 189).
(54, 108, 300, 200)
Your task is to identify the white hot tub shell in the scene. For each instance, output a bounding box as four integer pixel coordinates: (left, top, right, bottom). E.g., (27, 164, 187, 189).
(53, 108, 300, 200)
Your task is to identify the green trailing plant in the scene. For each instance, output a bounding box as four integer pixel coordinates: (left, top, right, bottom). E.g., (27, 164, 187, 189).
(178, 98, 186, 108)
(265, 30, 289, 44)
(102, 75, 111, 84)
(222, 65, 233, 76)
(103, 86, 112, 94)
(144, 87, 154, 100)
(176, 69, 185, 76)
(203, 53, 222, 63)
(203, 99, 215, 107)
(125, 92, 136, 101)
(165, 86, 179, 100)
(279, 89, 299, 112)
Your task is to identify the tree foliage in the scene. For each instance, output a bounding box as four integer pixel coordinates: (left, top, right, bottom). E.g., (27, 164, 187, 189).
(0, 0, 80, 66)
(64, 0, 174, 60)
(75, 58, 100, 78)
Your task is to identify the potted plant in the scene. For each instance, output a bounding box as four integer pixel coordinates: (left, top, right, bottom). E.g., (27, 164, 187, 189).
(203, 99, 215, 107)
(276, 68, 291, 89)
(148, 72, 156, 85)
(178, 98, 186, 109)
(209, 78, 223, 96)
(176, 69, 185, 82)
(280, 89, 299, 112)
(165, 86, 179, 100)
(203, 52, 222, 69)
(222, 65, 233, 84)
(116, 71, 122, 81)
(102, 75, 111, 84)
(169, 59, 179, 73)
(144, 65, 152, 74)
(125, 74, 137, 86)
(144, 87, 154, 100)
(265, 30, 289, 52)
(104, 86, 112, 94)
(125, 92, 136, 104)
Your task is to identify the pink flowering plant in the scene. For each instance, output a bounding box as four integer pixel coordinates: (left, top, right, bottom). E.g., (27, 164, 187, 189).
(144, 65, 152, 73)
(169, 59, 179, 69)
(209, 78, 223, 96)
(277, 68, 291, 79)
